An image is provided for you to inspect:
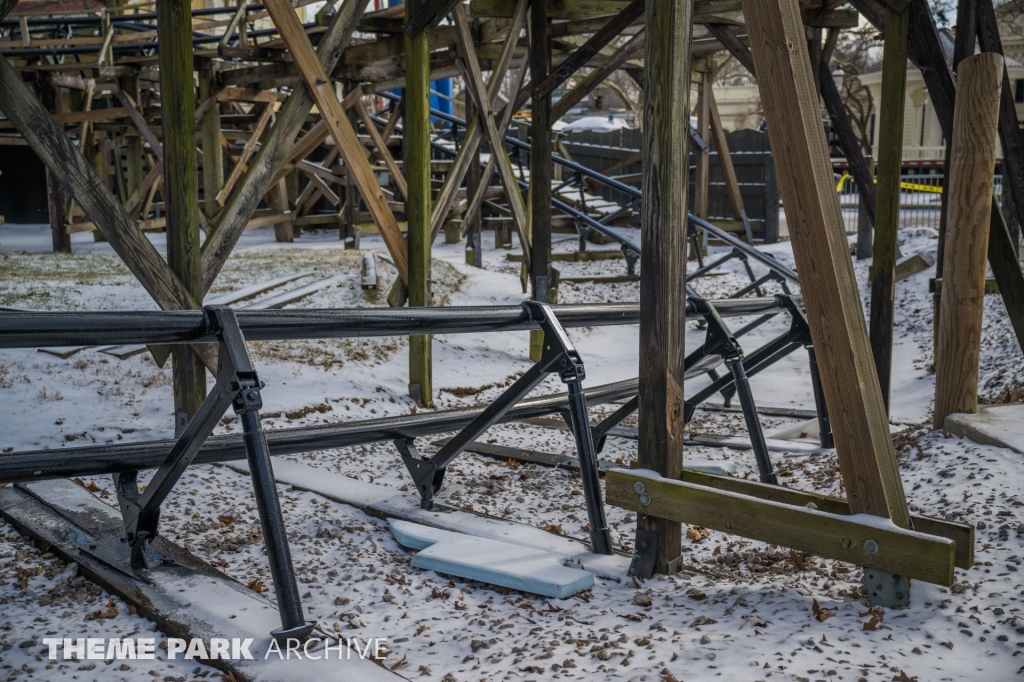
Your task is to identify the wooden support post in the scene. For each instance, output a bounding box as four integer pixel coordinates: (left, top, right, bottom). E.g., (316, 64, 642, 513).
(158, 0, 205, 427)
(857, 156, 875, 260)
(270, 179, 294, 243)
(46, 167, 70, 253)
(199, 63, 223, 220)
(530, 0, 553, 361)
(465, 95, 483, 267)
(868, 3, 909, 415)
(934, 53, 1003, 429)
(38, 80, 70, 253)
(123, 77, 144, 210)
(344, 79, 362, 248)
(693, 58, 711, 223)
(407, 0, 433, 407)
(741, 0, 911, 527)
(635, 0, 693, 576)
(550, 29, 646, 122)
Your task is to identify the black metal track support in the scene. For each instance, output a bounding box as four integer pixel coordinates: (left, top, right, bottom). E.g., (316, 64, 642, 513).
(113, 306, 314, 643)
(777, 296, 834, 449)
(687, 298, 777, 484)
(395, 301, 613, 554)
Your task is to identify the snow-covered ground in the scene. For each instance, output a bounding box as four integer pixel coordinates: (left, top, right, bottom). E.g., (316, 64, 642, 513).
(1, 222, 1023, 682)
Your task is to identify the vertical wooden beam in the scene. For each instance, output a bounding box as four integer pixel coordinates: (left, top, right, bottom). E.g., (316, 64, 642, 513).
(530, 0, 552, 361)
(868, 4, 909, 414)
(693, 58, 711, 223)
(199, 62, 223, 220)
(38, 79, 70, 253)
(46, 168, 70, 253)
(158, 0, 205, 429)
(741, 0, 911, 527)
(636, 0, 693, 576)
(934, 53, 1003, 428)
(465, 95, 483, 267)
(406, 0, 433, 407)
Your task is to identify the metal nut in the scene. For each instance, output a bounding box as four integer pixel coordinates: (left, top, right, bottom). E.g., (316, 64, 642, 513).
(633, 482, 645, 494)
(639, 493, 651, 506)
(863, 539, 879, 555)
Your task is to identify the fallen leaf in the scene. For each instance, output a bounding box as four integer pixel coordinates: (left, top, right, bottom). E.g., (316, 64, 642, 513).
(218, 515, 235, 525)
(812, 598, 836, 622)
(892, 671, 917, 682)
(790, 549, 807, 571)
(248, 579, 265, 593)
(389, 654, 407, 671)
(863, 613, 882, 631)
(84, 598, 118, 621)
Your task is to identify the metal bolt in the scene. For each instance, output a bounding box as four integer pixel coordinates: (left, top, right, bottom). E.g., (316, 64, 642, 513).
(633, 482, 645, 494)
(840, 537, 852, 550)
(864, 539, 879, 554)
(639, 493, 651, 506)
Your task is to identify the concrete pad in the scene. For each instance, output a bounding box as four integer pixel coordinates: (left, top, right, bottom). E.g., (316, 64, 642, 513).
(389, 519, 594, 598)
(945, 404, 1024, 454)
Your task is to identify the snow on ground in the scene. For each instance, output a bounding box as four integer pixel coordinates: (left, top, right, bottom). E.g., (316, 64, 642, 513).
(1, 222, 1023, 682)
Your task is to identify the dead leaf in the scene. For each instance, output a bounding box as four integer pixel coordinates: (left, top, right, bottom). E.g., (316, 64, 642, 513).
(892, 671, 918, 682)
(218, 515, 236, 526)
(431, 586, 449, 600)
(85, 482, 101, 493)
(248, 579, 265, 593)
(685, 526, 704, 543)
(812, 598, 836, 622)
(863, 613, 882, 631)
(84, 598, 118, 621)
(389, 654, 407, 671)
(789, 549, 807, 571)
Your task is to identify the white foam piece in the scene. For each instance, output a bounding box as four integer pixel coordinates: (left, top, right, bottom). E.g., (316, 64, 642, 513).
(389, 519, 594, 598)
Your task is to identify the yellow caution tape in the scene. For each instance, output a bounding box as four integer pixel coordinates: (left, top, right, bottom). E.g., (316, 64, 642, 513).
(834, 172, 944, 194)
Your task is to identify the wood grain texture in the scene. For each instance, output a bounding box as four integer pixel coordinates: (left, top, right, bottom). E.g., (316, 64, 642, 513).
(934, 53, 1003, 428)
(406, 0, 433, 405)
(530, 0, 552, 308)
(868, 4, 909, 413)
(636, 0, 692, 574)
(199, 65, 224, 219)
(201, 0, 370, 293)
(158, 0, 206, 420)
(264, 0, 409, 284)
(607, 469, 955, 585)
(0, 55, 197, 311)
(741, 0, 910, 527)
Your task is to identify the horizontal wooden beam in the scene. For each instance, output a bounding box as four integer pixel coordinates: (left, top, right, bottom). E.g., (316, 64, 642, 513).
(606, 469, 956, 585)
(676, 468, 973, 569)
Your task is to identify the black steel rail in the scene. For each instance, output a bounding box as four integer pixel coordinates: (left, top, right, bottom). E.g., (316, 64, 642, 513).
(0, 378, 638, 484)
(0, 298, 794, 349)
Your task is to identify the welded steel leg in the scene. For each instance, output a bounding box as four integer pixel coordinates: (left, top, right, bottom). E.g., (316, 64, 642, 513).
(239, 410, 314, 642)
(726, 359, 777, 485)
(564, 382, 613, 555)
(806, 346, 834, 449)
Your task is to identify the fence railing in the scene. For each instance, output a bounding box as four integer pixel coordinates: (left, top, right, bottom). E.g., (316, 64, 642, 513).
(834, 172, 1004, 232)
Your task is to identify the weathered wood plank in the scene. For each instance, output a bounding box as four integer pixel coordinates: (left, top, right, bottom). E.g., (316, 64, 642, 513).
(159, 0, 206, 424)
(551, 28, 645, 122)
(868, 4, 909, 413)
(741, 0, 911, 526)
(934, 53, 1003, 428)
(407, 0, 433, 406)
(635, 0, 693, 575)
(607, 468, 955, 585)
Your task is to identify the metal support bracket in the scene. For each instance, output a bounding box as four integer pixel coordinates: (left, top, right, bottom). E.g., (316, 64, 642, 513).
(863, 567, 911, 608)
(689, 298, 778, 485)
(396, 301, 614, 554)
(113, 305, 314, 643)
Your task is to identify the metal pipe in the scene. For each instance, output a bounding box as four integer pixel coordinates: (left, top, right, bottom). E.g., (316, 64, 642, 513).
(1, 298, 792, 349)
(0, 379, 640, 484)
